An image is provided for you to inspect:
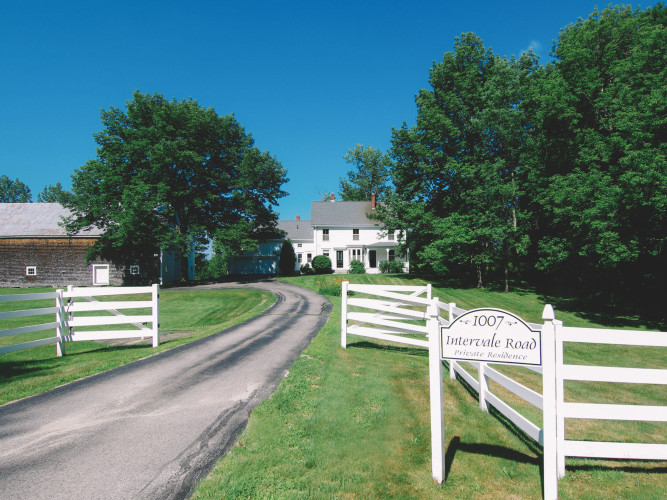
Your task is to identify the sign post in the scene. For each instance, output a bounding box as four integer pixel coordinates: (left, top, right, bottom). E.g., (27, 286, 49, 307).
(429, 306, 543, 486)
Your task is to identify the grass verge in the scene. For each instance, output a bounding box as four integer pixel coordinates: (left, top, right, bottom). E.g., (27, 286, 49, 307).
(0, 287, 275, 405)
(192, 274, 666, 499)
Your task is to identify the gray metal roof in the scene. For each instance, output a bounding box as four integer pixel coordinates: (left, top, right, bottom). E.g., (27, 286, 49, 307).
(310, 201, 380, 227)
(276, 219, 313, 241)
(0, 203, 103, 237)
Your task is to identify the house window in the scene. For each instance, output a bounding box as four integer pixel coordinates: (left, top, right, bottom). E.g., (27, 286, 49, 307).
(307, 253, 312, 263)
(297, 243, 302, 248)
(323, 229, 329, 241)
(323, 250, 330, 258)
(92, 264, 110, 286)
(353, 228, 359, 240)
(25, 266, 37, 276)
(389, 249, 396, 262)
(130, 265, 140, 275)
(297, 253, 303, 263)
(350, 249, 361, 260)
(388, 230, 395, 241)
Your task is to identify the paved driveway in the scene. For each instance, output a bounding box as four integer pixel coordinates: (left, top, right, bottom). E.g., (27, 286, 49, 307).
(0, 279, 330, 499)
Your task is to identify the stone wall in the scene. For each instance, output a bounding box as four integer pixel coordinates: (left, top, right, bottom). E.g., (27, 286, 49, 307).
(0, 238, 124, 288)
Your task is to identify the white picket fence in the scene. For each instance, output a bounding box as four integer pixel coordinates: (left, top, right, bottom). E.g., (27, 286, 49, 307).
(0, 285, 159, 357)
(340, 282, 666, 499)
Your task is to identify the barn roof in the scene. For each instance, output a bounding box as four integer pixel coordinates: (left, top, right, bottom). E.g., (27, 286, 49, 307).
(0, 203, 103, 237)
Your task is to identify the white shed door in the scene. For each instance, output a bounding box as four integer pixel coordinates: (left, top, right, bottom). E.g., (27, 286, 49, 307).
(92, 265, 110, 285)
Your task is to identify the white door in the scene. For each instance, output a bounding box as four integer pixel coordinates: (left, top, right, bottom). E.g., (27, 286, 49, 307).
(92, 265, 110, 285)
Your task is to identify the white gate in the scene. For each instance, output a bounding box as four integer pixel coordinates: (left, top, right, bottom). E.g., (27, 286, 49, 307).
(0, 285, 159, 356)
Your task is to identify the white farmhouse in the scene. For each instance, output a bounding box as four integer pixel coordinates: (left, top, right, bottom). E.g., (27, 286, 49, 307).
(278, 194, 408, 274)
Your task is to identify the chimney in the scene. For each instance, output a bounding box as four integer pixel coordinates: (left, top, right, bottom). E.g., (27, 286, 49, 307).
(296, 215, 300, 221)
(371, 192, 376, 210)
(331, 193, 335, 202)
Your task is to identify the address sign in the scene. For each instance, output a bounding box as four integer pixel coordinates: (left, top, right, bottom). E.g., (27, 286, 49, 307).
(441, 308, 541, 366)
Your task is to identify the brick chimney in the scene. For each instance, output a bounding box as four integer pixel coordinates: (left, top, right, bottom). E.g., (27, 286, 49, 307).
(296, 215, 300, 221)
(331, 193, 335, 202)
(371, 192, 376, 210)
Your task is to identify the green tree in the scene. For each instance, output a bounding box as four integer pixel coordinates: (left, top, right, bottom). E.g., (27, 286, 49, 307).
(528, 4, 667, 303)
(381, 33, 538, 288)
(278, 239, 297, 275)
(36, 182, 71, 203)
(64, 91, 288, 282)
(339, 145, 392, 201)
(0, 175, 32, 202)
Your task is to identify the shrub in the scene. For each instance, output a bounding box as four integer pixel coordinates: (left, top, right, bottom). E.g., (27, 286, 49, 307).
(300, 263, 314, 275)
(278, 239, 297, 276)
(379, 260, 404, 274)
(317, 276, 346, 296)
(312, 255, 332, 274)
(348, 259, 366, 274)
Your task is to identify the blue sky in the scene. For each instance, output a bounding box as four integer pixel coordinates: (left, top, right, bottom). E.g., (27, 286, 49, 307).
(1, 1, 656, 221)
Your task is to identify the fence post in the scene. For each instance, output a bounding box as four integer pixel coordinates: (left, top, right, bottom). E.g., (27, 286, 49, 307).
(479, 363, 488, 411)
(341, 280, 348, 349)
(55, 289, 66, 357)
(151, 284, 160, 348)
(428, 297, 445, 483)
(541, 304, 558, 500)
(67, 285, 74, 339)
(555, 319, 565, 478)
(449, 303, 457, 380)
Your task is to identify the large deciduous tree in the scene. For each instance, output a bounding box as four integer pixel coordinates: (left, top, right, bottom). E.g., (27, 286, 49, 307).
(379, 33, 538, 288)
(528, 4, 666, 302)
(0, 175, 32, 202)
(36, 182, 71, 203)
(339, 145, 393, 201)
(64, 91, 288, 281)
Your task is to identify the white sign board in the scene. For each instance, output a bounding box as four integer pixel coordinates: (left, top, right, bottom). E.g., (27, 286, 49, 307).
(441, 308, 541, 365)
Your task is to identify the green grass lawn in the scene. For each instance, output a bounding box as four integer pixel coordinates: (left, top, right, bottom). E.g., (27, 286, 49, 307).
(0, 287, 275, 405)
(192, 274, 666, 500)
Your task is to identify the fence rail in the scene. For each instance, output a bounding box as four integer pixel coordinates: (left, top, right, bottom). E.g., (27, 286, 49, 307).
(341, 282, 432, 349)
(340, 282, 666, 498)
(0, 285, 159, 357)
(0, 291, 66, 356)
